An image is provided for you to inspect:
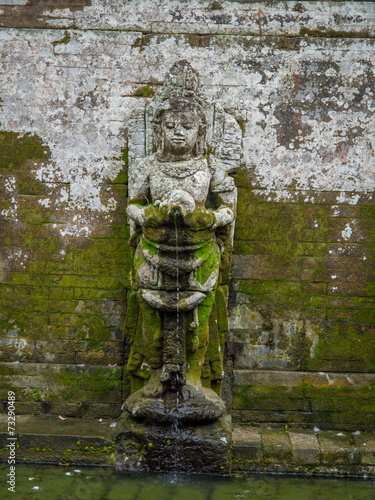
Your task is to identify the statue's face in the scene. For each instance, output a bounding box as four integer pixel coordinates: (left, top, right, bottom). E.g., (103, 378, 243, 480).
(161, 110, 200, 158)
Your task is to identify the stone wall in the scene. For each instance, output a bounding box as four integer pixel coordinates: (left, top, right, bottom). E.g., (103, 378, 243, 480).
(0, 1, 374, 428)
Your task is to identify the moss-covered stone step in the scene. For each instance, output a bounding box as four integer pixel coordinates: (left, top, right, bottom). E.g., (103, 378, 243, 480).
(1, 414, 375, 477)
(232, 426, 375, 477)
(0, 414, 116, 466)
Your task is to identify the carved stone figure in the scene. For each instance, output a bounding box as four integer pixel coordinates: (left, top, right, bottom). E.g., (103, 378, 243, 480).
(123, 60, 241, 422)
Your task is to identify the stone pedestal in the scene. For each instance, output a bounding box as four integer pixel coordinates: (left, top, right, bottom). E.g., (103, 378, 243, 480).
(114, 411, 232, 474)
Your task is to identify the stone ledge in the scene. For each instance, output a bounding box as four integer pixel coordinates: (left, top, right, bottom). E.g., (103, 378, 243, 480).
(233, 370, 375, 387)
(0, 414, 116, 466)
(1, 415, 375, 477)
(0, 0, 374, 37)
(232, 426, 375, 477)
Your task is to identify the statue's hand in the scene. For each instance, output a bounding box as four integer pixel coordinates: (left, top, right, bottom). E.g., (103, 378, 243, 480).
(127, 204, 145, 226)
(142, 204, 169, 228)
(158, 190, 196, 217)
(184, 207, 216, 231)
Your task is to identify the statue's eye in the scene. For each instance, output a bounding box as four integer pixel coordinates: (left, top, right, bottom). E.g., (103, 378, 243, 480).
(164, 122, 175, 129)
(182, 122, 193, 129)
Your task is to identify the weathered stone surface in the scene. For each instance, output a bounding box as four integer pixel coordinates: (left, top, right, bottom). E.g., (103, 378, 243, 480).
(231, 426, 375, 477)
(289, 430, 320, 465)
(0, 414, 115, 465)
(0, 363, 123, 417)
(232, 425, 261, 465)
(125, 388, 226, 424)
(2, 416, 375, 477)
(114, 411, 232, 474)
(317, 431, 356, 465)
(352, 434, 375, 466)
(1, 1, 374, 38)
(262, 429, 292, 463)
(0, 0, 374, 434)
(232, 370, 375, 431)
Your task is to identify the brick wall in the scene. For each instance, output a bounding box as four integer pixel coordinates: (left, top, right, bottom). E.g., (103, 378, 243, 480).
(229, 177, 374, 429)
(0, 131, 129, 417)
(0, 1, 374, 426)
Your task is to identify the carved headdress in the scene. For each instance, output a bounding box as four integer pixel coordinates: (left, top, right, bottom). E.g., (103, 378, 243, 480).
(153, 60, 207, 157)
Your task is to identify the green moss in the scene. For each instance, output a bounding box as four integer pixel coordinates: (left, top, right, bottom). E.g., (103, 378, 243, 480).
(52, 30, 71, 47)
(33, 388, 39, 402)
(300, 27, 369, 39)
(131, 86, 156, 98)
(203, 146, 213, 160)
(19, 208, 50, 225)
(308, 326, 375, 372)
(240, 280, 300, 295)
(18, 177, 45, 195)
(0, 200, 11, 210)
(0, 127, 130, 371)
(46, 366, 121, 397)
(233, 168, 251, 189)
(112, 146, 128, 184)
(0, 131, 50, 170)
(236, 119, 246, 135)
(131, 34, 152, 50)
(208, 1, 222, 10)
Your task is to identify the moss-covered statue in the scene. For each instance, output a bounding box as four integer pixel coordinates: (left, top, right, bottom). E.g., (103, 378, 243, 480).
(124, 61, 241, 422)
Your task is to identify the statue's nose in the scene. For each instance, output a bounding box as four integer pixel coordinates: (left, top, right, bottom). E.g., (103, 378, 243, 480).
(174, 123, 185, 135)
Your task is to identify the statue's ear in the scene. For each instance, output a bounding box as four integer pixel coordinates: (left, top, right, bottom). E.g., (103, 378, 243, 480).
(195, 134, 206, 157)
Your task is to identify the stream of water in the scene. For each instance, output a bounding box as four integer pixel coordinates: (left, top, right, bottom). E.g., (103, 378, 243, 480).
(1, 464, 374, 500)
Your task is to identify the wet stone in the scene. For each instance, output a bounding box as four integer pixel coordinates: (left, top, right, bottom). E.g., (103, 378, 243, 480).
(114, 411, 232, 474)
(125, 387, 226, 424)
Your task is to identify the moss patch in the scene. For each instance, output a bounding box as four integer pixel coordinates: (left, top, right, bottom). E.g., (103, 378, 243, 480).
(0, 131, 50, 170)
(131, 86, 156, 98)
(300, 27, 370, 39)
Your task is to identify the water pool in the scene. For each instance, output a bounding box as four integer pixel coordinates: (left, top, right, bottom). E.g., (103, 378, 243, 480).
(1, 463, 374, 499)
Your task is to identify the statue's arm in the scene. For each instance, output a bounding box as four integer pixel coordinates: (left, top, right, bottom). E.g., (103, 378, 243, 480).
(212, 205, 235, 229)
(210, 176, 236, 229)
(127, 161, 150, 226)
(127, 160, 169, 229)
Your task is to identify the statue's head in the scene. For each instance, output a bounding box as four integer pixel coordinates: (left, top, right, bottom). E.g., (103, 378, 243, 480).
(153, 60, 207, 161)
(153, 97, 207, 161)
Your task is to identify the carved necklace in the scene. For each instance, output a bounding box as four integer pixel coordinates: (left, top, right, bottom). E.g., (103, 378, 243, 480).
(156, 158, 208, 179)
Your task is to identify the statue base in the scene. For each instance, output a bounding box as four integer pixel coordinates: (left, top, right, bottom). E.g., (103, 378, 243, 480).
(114, 411, 232, 474)
(125, 387, 226, 424)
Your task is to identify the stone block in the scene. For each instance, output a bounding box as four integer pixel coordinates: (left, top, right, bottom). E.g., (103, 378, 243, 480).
(301, 282, 327, 294)
(352, 434, 375, 466)
(233, 370, 305, 389)
(317, 431, 356, 465)
(289, 431, 320, 465)
(232, 426, 261, 465)
(232, 409, 293, 426)
(262, 430, 292, 463)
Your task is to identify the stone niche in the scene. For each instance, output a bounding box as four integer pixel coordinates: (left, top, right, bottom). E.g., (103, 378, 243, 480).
(0, 0, 374, 466)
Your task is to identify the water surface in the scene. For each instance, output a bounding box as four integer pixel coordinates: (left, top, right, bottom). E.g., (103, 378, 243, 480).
(1, 464, 374, 499)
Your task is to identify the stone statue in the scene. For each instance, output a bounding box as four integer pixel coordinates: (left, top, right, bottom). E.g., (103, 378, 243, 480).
(123, 60, 241, 422)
